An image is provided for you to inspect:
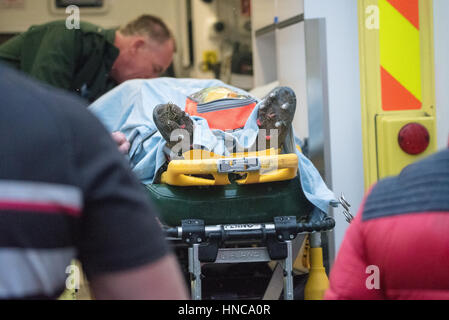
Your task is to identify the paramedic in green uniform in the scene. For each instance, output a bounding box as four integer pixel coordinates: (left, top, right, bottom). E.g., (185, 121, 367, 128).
(0, 14, 175, 103)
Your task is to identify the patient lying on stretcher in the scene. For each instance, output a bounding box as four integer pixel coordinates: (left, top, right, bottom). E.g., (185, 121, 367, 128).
(89, 78, 337, 214)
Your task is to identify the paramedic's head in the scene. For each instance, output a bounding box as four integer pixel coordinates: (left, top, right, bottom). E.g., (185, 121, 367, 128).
(111, 15, 175, 83)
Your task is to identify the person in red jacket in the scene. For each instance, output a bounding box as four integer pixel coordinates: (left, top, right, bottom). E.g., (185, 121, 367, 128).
(325, 144, 449, 300)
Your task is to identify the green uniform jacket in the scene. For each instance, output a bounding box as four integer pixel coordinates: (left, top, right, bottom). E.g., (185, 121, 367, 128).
(0, 20, 119, 102)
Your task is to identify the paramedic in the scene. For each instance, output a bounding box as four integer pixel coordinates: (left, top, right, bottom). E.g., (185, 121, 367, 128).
(0, 14, 175, 102)
(0, 63, 189, 300)
(325, 143, 449, 300)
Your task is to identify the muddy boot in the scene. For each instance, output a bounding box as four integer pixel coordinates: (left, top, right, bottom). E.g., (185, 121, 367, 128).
(256, 87, 296, 150)
(153, 103, 194, 150)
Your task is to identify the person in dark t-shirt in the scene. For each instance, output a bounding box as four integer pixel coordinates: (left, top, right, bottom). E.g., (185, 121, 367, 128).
(0, 63, 188, 300)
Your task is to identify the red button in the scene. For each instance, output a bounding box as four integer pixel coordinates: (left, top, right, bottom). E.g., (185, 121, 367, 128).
(398, 123, 430, 155)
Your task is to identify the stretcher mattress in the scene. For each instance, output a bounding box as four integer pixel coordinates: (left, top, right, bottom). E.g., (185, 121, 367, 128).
(146, 177, 314, 226)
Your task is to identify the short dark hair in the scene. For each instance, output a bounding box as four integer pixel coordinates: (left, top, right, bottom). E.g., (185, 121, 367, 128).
(120, 14, 174, 45)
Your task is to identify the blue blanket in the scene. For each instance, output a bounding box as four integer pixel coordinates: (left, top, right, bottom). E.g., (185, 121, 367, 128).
(89, 78, 337, 213)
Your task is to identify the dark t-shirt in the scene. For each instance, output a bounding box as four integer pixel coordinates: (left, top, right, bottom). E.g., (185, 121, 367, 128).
(0, 64, 169, 299)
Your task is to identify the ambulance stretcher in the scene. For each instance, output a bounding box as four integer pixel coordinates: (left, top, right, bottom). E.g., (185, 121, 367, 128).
(146, 148, 344, 300)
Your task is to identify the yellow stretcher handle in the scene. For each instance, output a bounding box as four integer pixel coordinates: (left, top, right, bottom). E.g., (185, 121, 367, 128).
(161, 148, 299, 186)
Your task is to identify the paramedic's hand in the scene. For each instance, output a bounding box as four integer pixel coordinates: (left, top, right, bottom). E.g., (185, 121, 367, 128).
(111, 132, 130, 154)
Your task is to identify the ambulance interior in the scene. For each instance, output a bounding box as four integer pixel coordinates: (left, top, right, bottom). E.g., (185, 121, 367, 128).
(1, 0, 449, 300)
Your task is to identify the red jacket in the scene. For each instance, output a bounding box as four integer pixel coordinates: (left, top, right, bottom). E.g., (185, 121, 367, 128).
(325, 149, 449, 300)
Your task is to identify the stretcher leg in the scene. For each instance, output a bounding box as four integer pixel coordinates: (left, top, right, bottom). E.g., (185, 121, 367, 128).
(262, 234, 305, 300)
(282, 240, 294, 300)
(189, 243, 202, 300)
(304, 233, 330, 300)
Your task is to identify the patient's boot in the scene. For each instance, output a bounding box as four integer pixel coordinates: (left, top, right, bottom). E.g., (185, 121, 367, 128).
(153, 103, 194, 150)
(256, 87, 296, 150)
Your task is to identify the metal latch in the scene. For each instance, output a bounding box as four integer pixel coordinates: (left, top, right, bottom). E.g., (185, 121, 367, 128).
(217, 157, 260, 173)
(339, 193, 354, 223)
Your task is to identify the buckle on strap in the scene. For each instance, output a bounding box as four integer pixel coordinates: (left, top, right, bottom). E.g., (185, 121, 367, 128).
(217, 157, 261, 173)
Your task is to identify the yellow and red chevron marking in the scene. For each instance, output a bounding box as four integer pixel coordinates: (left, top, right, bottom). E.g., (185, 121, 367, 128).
(380, 0, 422, 111)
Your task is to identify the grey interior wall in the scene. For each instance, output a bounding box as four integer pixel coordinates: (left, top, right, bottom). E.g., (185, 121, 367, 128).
(434, 0, 449, 149)
(304, 0, 365, 263)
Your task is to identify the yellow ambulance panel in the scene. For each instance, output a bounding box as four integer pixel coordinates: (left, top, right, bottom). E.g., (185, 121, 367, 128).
(376, 114, 436, 179)
(358, 0, 436, 189)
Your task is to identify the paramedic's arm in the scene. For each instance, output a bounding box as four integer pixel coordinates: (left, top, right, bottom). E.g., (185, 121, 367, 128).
(66, 101, 188, 300)
(0, 33, 22, 69)
(90, 255, 188, 300)
(325, 193, 383, 300)
(27, 27, 79, 90)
